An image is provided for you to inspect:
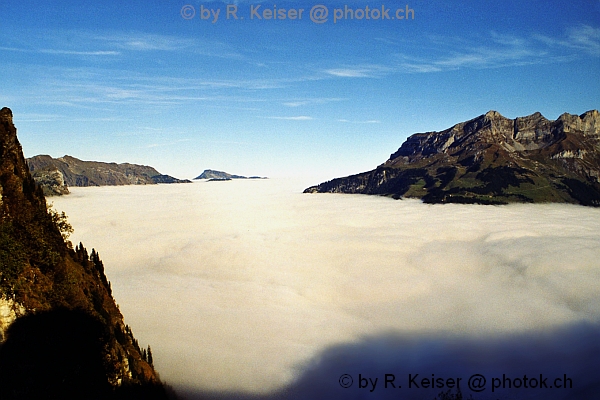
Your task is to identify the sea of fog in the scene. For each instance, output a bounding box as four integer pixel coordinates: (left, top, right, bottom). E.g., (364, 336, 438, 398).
(51, 179, 600, 400)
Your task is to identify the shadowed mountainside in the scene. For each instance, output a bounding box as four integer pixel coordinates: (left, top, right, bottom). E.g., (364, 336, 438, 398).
(305, 110, 600, 206)
(0, 107, 170, 398)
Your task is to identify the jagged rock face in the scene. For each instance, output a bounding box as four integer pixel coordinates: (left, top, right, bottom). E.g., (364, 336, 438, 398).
(558, 109, 600, 136)
(510, 112, 555, 150)
(306, 110, 600, 206)
(31, 168, 70, 196)
(0, 107, 167, 397)
(0, 108, 45, 219)
(390, 110, 600, 161)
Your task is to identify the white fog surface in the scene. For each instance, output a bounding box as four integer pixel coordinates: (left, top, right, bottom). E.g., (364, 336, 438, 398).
(50, 179, 600, 394)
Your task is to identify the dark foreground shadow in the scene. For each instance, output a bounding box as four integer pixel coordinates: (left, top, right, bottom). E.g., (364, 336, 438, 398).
(176, 322, 600, 400)
(0, 308, 168, 400)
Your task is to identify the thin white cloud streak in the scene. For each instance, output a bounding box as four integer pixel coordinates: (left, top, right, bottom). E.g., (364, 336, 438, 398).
(264, 116, 313, 120)
(52, 180, 600, 396)
(282, 98, 346, 107)
(0, 46, 120, 56)
(91, 32, 197, 52)
(145, 138, 193, 149)
(384, 26, 599, 74)
(534, 24, 600, 56)
(11, 64, 332, 109)
(87, 31, 246, 60)
(283, 101, 310, 107)
(14, 114, 119, 123)
(325, 69, 372, 78)
(337, 119, 380, 124)
(2, 29, 246, 61)
(324, 64, 392, 78)
(40, 49, 121, 56)
(394, 38, 547, 73)
(17, 75, 287, 108)
(0, 46, 34, 53)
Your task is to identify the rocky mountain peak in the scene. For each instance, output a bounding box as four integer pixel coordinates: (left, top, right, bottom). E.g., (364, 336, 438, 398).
(1, 107, 44, 220)
(391, 109, 600, 162)
(515, 111, 548, 125)
(484, 110, 505, 120)
(1, 107, 19, 159)
(0, 107, 12, 125)
(306, 109, 600, 206)
(194, 169, 267, 180)
(557, 110, 600, 136)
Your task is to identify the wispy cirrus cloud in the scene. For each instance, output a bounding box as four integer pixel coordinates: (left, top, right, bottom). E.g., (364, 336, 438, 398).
(325, 32, 549, 76)
(12, 64, 300, 109)
(432, 47, 542, 69)
(360, 26, 600, 77)
(14, 113, 120, 123)
(0, 46, 120, 56)
(40, 49, 121, 56)
(146, 138, 193, 149)
(397, 62, 443, 73)
(90, 32, 199, 52)
(324, 64, 392, 78)
(534, 24, 600, 56)
(0, 46, 33, 53)
(391, 27, 597, 74)
(1, 28, 244, 60)
(282, 98, 345, 107)
(264, 116, 313, 120)
(337, 119, 381, 124)
(82, 30, 246, 60)
(325, 68, 371, 78)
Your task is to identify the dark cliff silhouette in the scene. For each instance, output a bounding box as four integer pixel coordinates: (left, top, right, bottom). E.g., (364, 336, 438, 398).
(0, 107, 170, 399)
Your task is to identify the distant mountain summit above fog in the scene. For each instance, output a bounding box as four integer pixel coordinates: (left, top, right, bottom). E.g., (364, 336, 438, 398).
(195, 169, 267, 180)
(27, 155, 191, 196)
(305, 109, 600, 206)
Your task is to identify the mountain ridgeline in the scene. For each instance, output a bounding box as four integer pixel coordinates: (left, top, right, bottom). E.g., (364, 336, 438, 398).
(305, 110, 600, 206)
(195, 169, 267, 180)
(0, 107, 170, 398)
(27, 154, 191, 196)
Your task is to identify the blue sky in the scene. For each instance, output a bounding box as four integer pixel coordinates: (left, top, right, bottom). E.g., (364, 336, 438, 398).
(2, 0, 599, 180)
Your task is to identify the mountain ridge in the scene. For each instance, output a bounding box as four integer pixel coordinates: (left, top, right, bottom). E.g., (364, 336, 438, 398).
(195, 169, 267, 180)
(305, 109, 600, 206)
(27, 154, 191, 196)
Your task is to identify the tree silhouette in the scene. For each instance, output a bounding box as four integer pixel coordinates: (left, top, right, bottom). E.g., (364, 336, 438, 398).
(147, 345, 154, 367)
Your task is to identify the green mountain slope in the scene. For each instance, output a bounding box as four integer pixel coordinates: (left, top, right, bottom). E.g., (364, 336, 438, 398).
(305, 110, 600, 206)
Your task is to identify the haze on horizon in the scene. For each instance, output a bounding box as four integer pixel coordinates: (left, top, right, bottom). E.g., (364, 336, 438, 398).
(51, 179, 600, 399)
